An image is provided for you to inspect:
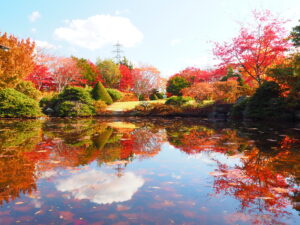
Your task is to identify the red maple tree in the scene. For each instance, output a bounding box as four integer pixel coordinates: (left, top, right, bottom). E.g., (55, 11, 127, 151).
(26, 64, 54, 91)
(119, 64, 134, 91)
(213, 10, 291, 86)
(170, 67, 219, 84)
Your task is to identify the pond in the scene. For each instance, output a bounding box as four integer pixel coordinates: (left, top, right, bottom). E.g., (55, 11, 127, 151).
(0, 118, 299, 225)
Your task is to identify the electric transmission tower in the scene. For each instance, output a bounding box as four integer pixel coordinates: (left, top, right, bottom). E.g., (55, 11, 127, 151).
(113, 42, 123, 63)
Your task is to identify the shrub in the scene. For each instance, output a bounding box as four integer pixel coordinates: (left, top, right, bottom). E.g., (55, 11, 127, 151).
(212, 81, 241, 103)
(149, 93, 159, 100)
(40, 96, 52, 109)
(120, 92, 138, 101)
(244, 81, 291, 119)
(231, 97, 250, 118)
(0, 88, 42, 118)
(182, 82, 214, 102)
(150, 89, 164, 100)
(165, 96, 193, 106)
(56, 101, 94, 117)
(59, 86, 94, 104)
(134, 102, 154, 113)
(40, 94, 59, 115)
(106, 88, 123, 102)
(91, 82, 113, 104)
(138, 94, 145, 101)
(15, 81, 42, 100)
(94, 100, 107, 114)
(181, 103, 214, 117)
(166, 76, 190, 96)
(134, 103, 180, 115)
(39, 92, 57, 109)
(42, 86, 95, 117)
(150, 103, 181, 115)
(155, 92, 164, 99)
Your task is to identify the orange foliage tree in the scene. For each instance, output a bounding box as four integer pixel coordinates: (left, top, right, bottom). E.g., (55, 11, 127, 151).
(0, 33, 35, 88)
(181, 82, 214, 101)
(182, 80, 242, 103)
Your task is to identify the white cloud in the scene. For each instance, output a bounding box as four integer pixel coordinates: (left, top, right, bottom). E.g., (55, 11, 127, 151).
(35, 40, 57, 50)
(31, 28, 37, 33)
(170, 38, 181, 46)
(54, 15, 143, 50)
(29, 11, 41, 22)
(55, 170, 144, 204)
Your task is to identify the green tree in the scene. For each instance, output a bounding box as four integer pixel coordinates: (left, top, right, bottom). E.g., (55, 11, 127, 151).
(291, 20, 300, 47)
(72, 57, 100, 85)
(96, 59, 121, 88)
(119, 56, 133, 70)
(166, 76, 190, 96)
(221, 67, 245, 86)
(91, 82, 113, 104)
(267, 53, 300, 108)
(244, 81, 288, 119)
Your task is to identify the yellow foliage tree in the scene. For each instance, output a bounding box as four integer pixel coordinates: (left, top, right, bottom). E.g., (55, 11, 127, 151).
(0, 33, 35, 88)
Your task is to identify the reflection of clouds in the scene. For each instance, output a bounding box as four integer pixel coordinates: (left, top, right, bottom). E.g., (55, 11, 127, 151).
(55, 170, 144, 204)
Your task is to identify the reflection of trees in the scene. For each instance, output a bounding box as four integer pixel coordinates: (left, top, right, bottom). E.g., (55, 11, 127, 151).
(37, 120, 164, 170)
(0, 119, 164, 205)
(211, 148, 298, 224)
(131, 127, 164, 159)
(0, 120, 42, 150)
(0, 120, 42, 205)
(167, 126, 252, 155)
(0, 117, 298, 222)
(212, 136, 299, 224)
(0, 155, 37, 205)
(166, 123, 299, 224)
(43, 119, 95, 147)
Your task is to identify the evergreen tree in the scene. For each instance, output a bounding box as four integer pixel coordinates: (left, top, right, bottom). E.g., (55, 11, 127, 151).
(91, 82, 113, 105)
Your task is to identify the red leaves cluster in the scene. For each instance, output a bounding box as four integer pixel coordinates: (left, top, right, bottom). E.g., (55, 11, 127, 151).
(119, 64, 134, 91)
(169, 67, 222, 85)
(213, 10, 291, 85)
(26, 54, 88, 92)
(26, 64, 54, 91)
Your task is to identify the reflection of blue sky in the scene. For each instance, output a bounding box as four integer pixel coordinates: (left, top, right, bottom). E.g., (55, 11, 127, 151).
(159, 143, 241, 171)
(55, 170, 144, 204)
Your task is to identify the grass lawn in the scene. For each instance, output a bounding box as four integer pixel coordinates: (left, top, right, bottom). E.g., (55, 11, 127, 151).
(106, 99, 166, 111)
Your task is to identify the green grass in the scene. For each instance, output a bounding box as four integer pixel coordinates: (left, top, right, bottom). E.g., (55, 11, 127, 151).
(106, 99, 214, 112)
(106, 100, 166, 111)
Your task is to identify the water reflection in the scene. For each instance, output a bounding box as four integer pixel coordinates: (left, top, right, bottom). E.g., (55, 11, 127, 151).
(56, 170, 144, 204)
(0, 118, 299, 224)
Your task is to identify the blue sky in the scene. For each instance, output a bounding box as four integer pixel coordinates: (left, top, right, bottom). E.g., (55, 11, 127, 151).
(1, 0, 299, 77)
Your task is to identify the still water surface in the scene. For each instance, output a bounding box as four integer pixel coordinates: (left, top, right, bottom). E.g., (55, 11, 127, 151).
(0, 118, 299, 225)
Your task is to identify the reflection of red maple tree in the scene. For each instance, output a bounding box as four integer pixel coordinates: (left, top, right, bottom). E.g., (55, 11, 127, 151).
(167, 124, 299, 224)
(211, 144, 299, 224)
